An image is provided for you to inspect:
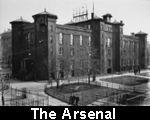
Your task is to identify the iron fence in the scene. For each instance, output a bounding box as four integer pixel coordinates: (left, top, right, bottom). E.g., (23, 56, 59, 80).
(2, 87, 49, 106)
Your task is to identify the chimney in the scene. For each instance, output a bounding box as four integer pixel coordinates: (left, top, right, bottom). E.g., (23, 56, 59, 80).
(91, 13, 94, 19)
(120, 20, 123, 24)
(131, 32, 135, 36)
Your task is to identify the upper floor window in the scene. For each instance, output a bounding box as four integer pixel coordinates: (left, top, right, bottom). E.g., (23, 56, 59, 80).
(108, 59, 111, 67)
(59, 33, 63, 44)
(88, 25, 91, 29)
(50, 36, 53, 43)
(89, 36, 91, 46)
(123, 40, 125, 48)
(80, 35, 83, 46)
(128, 41, 130, 48)
(50, 25, 53, 32)
(27, 33, 31, 44)
(70, 34, 74, 45)
(106, 38, 112, 47)
(59, 48, 63, 55)
(71, 48, 74, 56)
(101, 24, 104, 30)
(70, 60, 74, 70)
(50, 47, 53, 55)
(137, 43, 139, 49)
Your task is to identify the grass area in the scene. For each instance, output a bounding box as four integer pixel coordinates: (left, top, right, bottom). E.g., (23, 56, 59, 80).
(138, 72, 150, 77)
(45, 82, 122, 106)
(101, 76, 149, 86)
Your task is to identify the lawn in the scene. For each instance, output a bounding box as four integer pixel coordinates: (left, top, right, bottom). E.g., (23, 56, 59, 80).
(138, 72, 150, 77)
(101, 76, 149, 86)
(45, 82, 123, 106)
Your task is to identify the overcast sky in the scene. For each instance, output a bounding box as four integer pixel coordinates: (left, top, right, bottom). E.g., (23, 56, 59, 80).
(0, 0, 150, 42)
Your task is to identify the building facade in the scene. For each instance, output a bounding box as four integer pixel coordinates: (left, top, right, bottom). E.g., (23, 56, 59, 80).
(147, 42, 150, 67)
(10, 10, 91, 81)
(9, 10, 148, 81)
(0, 29, 12, 70)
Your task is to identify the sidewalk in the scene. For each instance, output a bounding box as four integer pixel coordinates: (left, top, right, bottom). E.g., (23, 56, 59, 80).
(1, 69, 149, 106)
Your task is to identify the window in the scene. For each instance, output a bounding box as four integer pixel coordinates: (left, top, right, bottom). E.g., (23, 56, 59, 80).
(28, 33, 31, 44)
(137, 43, 139, 49)
(108, 59, 111, 66)
(59, 33, 63, 44)
(88, 25, 91, 29)
(128, 41, 130, 48)
(50, 36, 53, 43)
(50, 25, 53, 32)
(132, 42, 134, 49)
(110, 38, 112, 47)
(123, 41, 125, 48)
(59, 48, 63, 55)
(71, 48, 74, 56)
(133, 51, 134, 56)
(70, 34, 74, 45)
(80, 35, 83, 45)
(101, 24, 104, 30)
(89, 36, 91, 46)
(80, 60, 83, 69)
(107, 38, 111, 47)
(70, 60, 74, 70)
(50, 47, 53, 55)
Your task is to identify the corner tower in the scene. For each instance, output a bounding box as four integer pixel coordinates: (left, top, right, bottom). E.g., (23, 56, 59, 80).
(135, 31, 148, 69)
(32, 9, 58, 80)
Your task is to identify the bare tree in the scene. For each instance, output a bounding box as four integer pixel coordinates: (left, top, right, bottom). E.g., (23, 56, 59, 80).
(0, 73, 10, 106)
(82, 45, 101, 84)
(43, 55, 70, 89)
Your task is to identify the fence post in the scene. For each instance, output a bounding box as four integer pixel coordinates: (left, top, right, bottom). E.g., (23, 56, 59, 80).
(43, 98, 44, 106)
(47, 96, 49, 106)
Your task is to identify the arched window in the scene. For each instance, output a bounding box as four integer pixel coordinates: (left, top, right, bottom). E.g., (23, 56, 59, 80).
(59, 33, 63, 44)
(70, 34, 74, 45)
(50, 36, 53, 43)
(89, 36, 91, 46)
(80, 35, 83, 46)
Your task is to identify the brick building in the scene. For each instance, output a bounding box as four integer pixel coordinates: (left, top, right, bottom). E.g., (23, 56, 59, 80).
(0, 29, 12, 71)
(10, 10, 91, 80)
(9, 9, 148, 81)
(68, 12, 148, 73)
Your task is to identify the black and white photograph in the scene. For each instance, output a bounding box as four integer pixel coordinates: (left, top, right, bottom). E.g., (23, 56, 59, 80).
(0, 0, 150, 106)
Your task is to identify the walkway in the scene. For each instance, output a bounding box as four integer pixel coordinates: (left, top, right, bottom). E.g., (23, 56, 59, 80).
(1, 69, 150, 106)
